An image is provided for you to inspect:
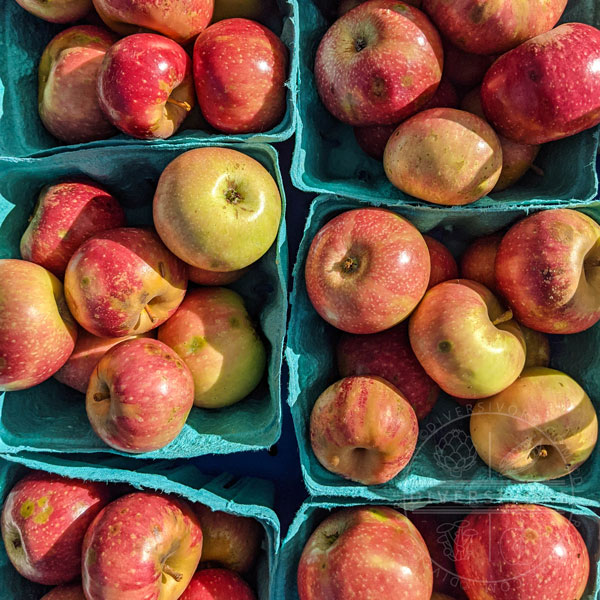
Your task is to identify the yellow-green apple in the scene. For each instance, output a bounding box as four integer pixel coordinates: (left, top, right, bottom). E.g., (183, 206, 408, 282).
(298, 506, 433, 600)
(459, 234, 502, 293)
(1, 471, 111, 585)
(481, 24, 600, 144)
(495, 209, 600, 334)
(97, 33, 195, 140)
(65, 227, 187, 337)
(92, 0, 214, 44)
(442, 41, 495, 88)
(423, 235, 458, 289)
(304, 208, 430, 334)
(14, 0, 91, 23)
(315, 0, 443, 126)
(153, 148, 281, 271)
(310, 376, 418, 485)
(158, 287, 266, 408)
(455, 504, 589, 600)
(20, 179, 125, 278)
(460, 88, 540, 192)
(384, 108, 503, 205)
(521, 326, 550, 369)
(193, 19, 288, 133)
(38, 26, 117, 144)
(211, 0, 268, 21)
(0, 259, 77, 391)
(41, 584, 86, 599)
(422, 0, 567, 55)
(54, 328, 153, 393)
(409, 279, 525, 399)
(82, 492, 203, 599)
(337, 323, 439, 421)
(86, 338, 194, 453)
(188, 265, 249, 286)
(180, 569, 256, 600)
(470, 367, 598, 482)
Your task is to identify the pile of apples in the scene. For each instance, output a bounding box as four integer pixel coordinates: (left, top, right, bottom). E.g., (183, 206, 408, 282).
(1, 470, 262, 599)
(20, 0, 288, 143)
(297, 502, 591, 600)
(315, 0, 600, 205)
(305, 206, 599, 485)
(0, 146, 282, 454)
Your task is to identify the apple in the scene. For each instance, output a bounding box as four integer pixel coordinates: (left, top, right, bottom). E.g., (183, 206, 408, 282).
(459, 234, 502, 293)
(211, 0, 268, 21)
(455, 504, 589, 600)
(86, 337, 194, 453)
(310, 376, 418, 485)
(38, 26, 117, 144)
(193, 18, 288, 134)
(20, 179, 125, 278)
(482, 24, 600, 145)
(409, 279, 526, 399)
(443, 41, 495, 88)
(153, 147, 281, 271)
(41, 584, 86, 600)
(0, 260, 77, 391)
(315, 0, 443, 126)
(495, 209, 600, 334)
(423, 235, 458, 289)
(298, 506, 433, 599)
(97, 33, 195, 140)
(305, 207, 430, 334)
(82, 492, 203, 599)
(54, 328, 154, 393)
(92, 0, 214, 44)
(14, 0, 91, 23)
(431, 595, 456, 600)
(180, 569, 256, 600)
(158, 287, 266, 409)
(65, 227, 187, 338)
(422, 0, 568, 55)
(470, 367, 598, 482)
(188, 265, 249, 286)
(1, 471, 111, 585)
(336, 323, 439, 421)
(384, 108, 503, 206)
(339, 0, 422, 17)
(521, 326, 550, 369)
(194, 504, 262, 572)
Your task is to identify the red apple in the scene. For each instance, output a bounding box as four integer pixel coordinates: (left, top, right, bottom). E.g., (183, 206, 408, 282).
(470, 367, 598, 482)
(422, 0, 568, 55)
(1, 471, 111, 585)
(459, 233, 502, 293)
(336, 324, 439, 421)
(305, 208, 430, 334)
(338, 0, 423, 18)
(423, 235, 458, 289)
(0, 260, 77, 391)
(92, 0, 214, 44)
(384, 108, 503, 205)
(188, 265, 249, 286)
(495, 209, 600, 334)
(86, 338, 194, 453)
(38, 26, 117, 144)
(315, 0, 443, 126)
(82, 492, 203, 599)
(64, 227, 187, 338)
(193, 18, 288, 133)
(521, 326, 550, 369)
(54, 328, 154, 393)
(14, 0, 91, 23)
(194, 504, 262, 572)
(41, 584, 86, 600)
(442, 41, 495, 89)
(97, 33, 195, 140)
(20, 179, 125, 278)
(409, 279, 525, 399)
(180, 569, 256, 600)
(310, 376, 418, 485)
(455, 504, 589, 600)
(482, 23, 600, 145)
(298, 506, 433, 599)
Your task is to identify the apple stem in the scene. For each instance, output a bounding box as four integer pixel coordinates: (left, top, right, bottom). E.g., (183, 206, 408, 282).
(93, 392, 110, 402)
(530, 164, 544, 177)
(492, 309, 513, 326)
(167, 98, 192, 112)
(145, 305, 158, 323)
(163, 564, 183, 582)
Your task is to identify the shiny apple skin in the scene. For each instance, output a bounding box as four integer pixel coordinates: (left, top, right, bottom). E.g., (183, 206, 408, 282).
(495, 209, 600, 334)
(481, 23, 600, 145)
(1, 471, 111, 585)
(315, 0, 443, 126)
(180, 569, 256, 600)
(193, 18, 288, 133)
(305, 207, 430, 334)
(455, 504, 589, 600)
(423, 235, 458, 289)
(470, 367, 598, 482)
(41, 584, 86, 599)
(0, 259, 77, 391)
(298, 506, 433, 600)
(459, 234, 502, 293)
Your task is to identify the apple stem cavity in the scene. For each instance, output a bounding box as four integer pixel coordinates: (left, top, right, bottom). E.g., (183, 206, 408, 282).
(166, 98, 192, 112)
(354, 37, 368, 52)
(163, 564, 183, 582)
(341, 256, 359, 274)
(492, 309, 514, 326)
(530, 445, 550, 460)
(93, 391, 110, 402)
